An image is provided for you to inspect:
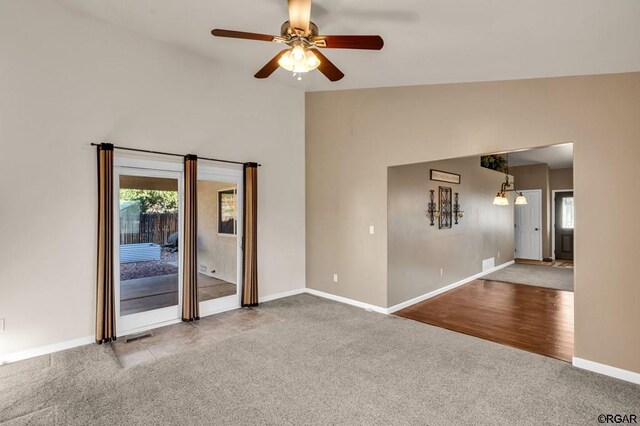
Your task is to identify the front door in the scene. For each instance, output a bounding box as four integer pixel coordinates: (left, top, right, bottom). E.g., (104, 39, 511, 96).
(514, 190, 542, 260)
(554, 191, 575, 260)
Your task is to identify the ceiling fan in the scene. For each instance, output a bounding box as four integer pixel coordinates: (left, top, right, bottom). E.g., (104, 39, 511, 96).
(211, 0, 384, 82)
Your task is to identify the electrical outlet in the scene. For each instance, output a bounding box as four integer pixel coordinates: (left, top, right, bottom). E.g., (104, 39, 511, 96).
(440, 268, 444, 276)
(0, 318, 5, 332)
(369, 225, 375, 235)
(333, 274, 338, 283)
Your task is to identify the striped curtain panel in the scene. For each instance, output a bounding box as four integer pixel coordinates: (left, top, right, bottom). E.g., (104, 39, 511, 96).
(96, 143, 116, 343)
(182, 155, 200, 321)
(242, 163, 259, 307)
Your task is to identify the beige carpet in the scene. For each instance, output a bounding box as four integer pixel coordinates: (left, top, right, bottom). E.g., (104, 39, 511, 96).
(516, 258, 574, 268)
(483, 263, 574, 291)
(1, 295, 637, 425)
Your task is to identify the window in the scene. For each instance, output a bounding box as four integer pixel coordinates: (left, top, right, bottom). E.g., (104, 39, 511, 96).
(218, 189, 237, 235)
(561, 197, 575, 229)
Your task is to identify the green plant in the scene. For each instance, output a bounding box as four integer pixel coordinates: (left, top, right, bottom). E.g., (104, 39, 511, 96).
(120, 189, 178, 213)
(481, 155, 508, 173)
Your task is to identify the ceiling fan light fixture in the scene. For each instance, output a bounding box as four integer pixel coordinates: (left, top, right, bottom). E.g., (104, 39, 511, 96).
(277, 47, 320, 73)
(211, 0, 383, 81)
(305, 49, 320, 70)
(291, 45, 306, 62)
(277, 50, 294, 71)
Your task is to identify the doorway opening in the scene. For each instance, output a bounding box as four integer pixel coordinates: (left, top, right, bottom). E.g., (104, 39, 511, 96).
(390, 142, 575, 362)
(113, 157, 244, 335)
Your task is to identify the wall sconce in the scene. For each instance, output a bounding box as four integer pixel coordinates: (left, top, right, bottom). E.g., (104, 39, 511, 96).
(453, 192, 464, 224)
(427, 189, 440, 226)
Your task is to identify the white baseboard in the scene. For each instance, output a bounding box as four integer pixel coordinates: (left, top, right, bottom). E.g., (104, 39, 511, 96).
(259, 288, 306, 303)
(0, 335, 94, 365)
(386, 260, 515, 314)
(3, 282, 639, 388)
(305, 288, 388, 314)
(0, 288, 306, 365)
(302, 261, 515, 316)
(573, 357, 640, 385)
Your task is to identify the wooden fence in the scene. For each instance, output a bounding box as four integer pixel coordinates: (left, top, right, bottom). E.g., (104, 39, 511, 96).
(120, 212, 178, 245)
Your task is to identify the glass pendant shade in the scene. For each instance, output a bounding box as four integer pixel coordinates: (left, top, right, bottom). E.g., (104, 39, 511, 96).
(515, 193, 528, 205)
(278, 48, 320, 73)
(493, 193, 509, 206)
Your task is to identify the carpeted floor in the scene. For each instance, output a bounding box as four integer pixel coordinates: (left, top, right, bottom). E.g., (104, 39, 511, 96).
(516, 258, 574, 268)
(1, 294, 637, 425)
(482, 263, 574, 291)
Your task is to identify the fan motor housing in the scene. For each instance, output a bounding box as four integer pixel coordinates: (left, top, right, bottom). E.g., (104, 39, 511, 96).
(281, 21, 319, 39)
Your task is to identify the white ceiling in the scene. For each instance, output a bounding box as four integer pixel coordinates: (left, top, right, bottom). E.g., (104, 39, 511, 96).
(59, 0, 640, 92)
(508, 144, 573, 169)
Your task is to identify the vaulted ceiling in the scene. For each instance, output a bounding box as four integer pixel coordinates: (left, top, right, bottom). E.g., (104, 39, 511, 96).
(60, 0, 640, 91)
(509, 144, 573, 169)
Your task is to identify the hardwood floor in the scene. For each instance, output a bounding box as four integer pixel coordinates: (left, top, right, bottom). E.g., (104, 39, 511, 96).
(395, 280, 574, 362)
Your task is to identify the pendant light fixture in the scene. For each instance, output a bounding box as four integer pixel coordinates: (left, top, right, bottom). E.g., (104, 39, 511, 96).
(492, 153, 528, 206)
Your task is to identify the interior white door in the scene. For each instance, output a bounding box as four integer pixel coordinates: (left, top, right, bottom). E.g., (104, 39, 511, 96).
(514, 190, 542, 260)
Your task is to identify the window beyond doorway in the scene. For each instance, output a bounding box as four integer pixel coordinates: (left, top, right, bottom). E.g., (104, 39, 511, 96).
(561, 197, 575, 229)
(218, 188, 237, 235)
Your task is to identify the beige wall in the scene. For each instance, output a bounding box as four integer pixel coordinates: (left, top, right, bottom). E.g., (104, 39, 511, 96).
(388, 157, 514, 306)
(0, 1, 305, 357)
(510, 164, 552, 258)
(550, 167, 574, 190)
(197, 181, 237, 284)
(306, 72, 640, 373)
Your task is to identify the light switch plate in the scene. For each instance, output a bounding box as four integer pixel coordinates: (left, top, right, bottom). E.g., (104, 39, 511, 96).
(0, 318, 5, 332)
(369, 225, 375, 235)
(333, 274, 338, 283)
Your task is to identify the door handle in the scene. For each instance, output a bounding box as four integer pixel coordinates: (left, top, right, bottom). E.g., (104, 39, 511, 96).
(534, 228, 539, 231)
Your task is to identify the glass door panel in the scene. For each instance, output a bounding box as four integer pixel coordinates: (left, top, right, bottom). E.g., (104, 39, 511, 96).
(116, 168, 182, 334)
(196, 165, 243, 316)
(196, 180, 238, 302)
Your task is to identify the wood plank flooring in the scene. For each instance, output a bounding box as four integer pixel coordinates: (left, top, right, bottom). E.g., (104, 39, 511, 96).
(395, 280, 574, 362)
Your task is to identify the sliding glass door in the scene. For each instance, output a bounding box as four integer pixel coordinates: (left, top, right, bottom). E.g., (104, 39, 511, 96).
(197, 165, 243, 316)
(114, 162, 183, 334)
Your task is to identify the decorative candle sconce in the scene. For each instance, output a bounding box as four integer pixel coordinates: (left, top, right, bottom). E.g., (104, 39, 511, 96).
(438, 186, 453, 229)
(427, 189, 439, 226)
(453, 192, 464, 224)
(429, 189, 464, 227)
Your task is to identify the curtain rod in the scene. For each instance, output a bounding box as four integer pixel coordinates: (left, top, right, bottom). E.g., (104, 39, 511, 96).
(90, 143, 261, 167)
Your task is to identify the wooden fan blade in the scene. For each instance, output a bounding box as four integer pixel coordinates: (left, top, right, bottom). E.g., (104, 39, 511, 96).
(314, 35, 384, 50)
(309, 49, 344, 82)
(288, 0, 312, 33)
(254, 49, 290, 79)
(211, 29, 275, 42)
